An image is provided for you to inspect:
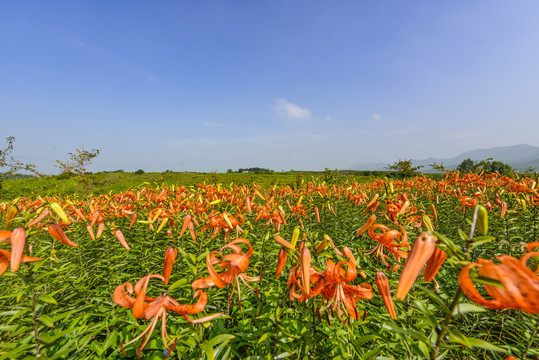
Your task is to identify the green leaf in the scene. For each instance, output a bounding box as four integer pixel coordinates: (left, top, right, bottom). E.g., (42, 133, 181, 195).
(38, 314, 54, 327)
(452, 303, 487, 317)
(200, 340, 215, 360)
(39, 294, 57, 304)
(466, 337, 507, 353)
(168, 278, 190, 292)
(209, 334, 235, 347)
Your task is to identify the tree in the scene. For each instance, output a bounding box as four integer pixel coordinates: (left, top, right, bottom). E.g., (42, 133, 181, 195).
(56, 147, 100, 176)
(456, 158, 513, 175)
(429, 162, 447, 173)
(56, 147, 100, 194)
(456, 158, 475, 173)
(386, 159, 424, 178)
(0, 137, 42, 196)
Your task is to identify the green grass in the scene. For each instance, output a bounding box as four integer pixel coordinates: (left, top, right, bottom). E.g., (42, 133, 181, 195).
(0, 170, 399, 201)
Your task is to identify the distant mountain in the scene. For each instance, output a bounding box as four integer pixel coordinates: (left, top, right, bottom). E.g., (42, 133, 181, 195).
(349, 144, 539, 172)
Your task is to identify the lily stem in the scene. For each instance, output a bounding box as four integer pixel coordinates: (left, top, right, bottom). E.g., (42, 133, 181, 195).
(29, 269, 41, 358)
(521, 316, 539, 360)
(431, 206, 477, 360)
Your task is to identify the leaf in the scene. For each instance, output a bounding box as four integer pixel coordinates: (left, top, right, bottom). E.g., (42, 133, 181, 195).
(466, 337, 507, 353)
(413, 300, 439, 330)
(168, 278, 190, 292)
(200, 340, 215, 360)
(209, 334, 235, 347)
(452, 303, 487, 317)
(39, 294, 57, 304)
(38, 314, 54, 327)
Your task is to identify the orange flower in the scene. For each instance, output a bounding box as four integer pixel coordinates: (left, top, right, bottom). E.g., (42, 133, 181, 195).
(113, 229, 130, 250)
(114, 274, 221, 357)
(458, 246, 539, 314)
(316, 250, 373, 321)
(424, 247, 447, 282)
(276, 248, 288, 279)
(192, 238, 260, 306)
(366, 224, 410, 266)
(48, 223, 78, 247)
(375, 271, 397, 320)
(0, 248, 42, 276)
(6, 205, 18, 228)
(10, 227, 27, 272)
(356, 214, 376, 236)
(396, 232, 436, 300)
(163, 246, 177, 285)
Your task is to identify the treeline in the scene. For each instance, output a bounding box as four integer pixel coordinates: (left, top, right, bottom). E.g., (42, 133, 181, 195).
(229, 167, 274, 173)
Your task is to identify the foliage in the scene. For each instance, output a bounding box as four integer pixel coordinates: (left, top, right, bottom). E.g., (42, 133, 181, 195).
(56, 147, 101, 176)
(236, 167, 274, 173)
(1, 172, 538, 359)
(135, 169, 145, 175)
(457, 158, 514, 175)
(0, 136, 41, 197)
(386, 159, 424, 177)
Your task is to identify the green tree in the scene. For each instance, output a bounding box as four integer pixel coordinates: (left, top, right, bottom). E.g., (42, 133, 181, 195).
(0, 137, 42, 196)
(386, 159, 424, 178)
(457, 158, 513, 175)
(456, 158, 475, 173)
(56, 147, 100, 194)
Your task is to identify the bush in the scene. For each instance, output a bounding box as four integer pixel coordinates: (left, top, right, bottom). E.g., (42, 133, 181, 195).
(135, 169, 145, 175)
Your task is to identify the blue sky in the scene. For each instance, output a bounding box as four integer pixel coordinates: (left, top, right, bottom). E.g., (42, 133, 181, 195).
(2, 1, 539, 173)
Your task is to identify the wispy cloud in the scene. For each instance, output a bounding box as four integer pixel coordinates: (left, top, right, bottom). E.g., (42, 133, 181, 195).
(373, 114, 381, 121)
(274, 98, 311, 120)
(325, 116, 333, 122)
(203, 121, 225, 127)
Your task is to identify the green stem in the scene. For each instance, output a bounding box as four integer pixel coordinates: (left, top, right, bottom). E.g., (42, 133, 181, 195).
(521, 316, 539, 360)
(431, 206, 477, 359)
(29, 269, 41, 358)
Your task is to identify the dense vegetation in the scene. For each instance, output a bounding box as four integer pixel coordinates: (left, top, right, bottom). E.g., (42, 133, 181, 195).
(1, 172, 538, 359)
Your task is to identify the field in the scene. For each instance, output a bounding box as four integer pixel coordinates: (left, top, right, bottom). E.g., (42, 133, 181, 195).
(0, 172, 538, 359)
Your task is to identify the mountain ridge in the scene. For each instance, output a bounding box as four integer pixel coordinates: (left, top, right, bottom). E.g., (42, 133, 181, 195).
(349, 144, 539, 172)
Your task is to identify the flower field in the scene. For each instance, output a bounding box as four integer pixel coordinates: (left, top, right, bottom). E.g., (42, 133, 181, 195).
(1, 172, 538, 359)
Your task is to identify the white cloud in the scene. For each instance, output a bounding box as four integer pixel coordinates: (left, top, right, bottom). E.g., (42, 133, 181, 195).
(203, 122, 225, 127)
(274, 98, 311, 120)
(373, 114, 381, 121)
(325, 116, 333, 122)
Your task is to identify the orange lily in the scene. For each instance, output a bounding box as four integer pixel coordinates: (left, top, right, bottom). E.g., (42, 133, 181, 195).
(114, 274, 221, 357)
(396, 232, 436, 300)
(458, 244, 539, 314)
(316, 248, 373, 321)
(375, 271, 397, 319)
(113, 229, 130, 250)
(366, 224, 410, 266)
(10, 227, 26, 272)
(356, 214, 376, 236)
(192, 238, 260, 306)
(424, 246, 447, 283)
(0, 248, 42, 276)
(276, 248, 288, 279)
(163, 246, 177, 285)
(48, 223, 78, 247)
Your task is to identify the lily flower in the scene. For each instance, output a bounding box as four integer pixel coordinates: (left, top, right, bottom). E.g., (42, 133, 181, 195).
(48, 223, 78, 247)
(458, 245, 539, 314)
(366, 224, 410, 266)
(396, 232, 436, 300)
(114, 274, 221, 357)
(317, 250, 373, 322)
(163, 246, 177, 285)
(374, 271, 397, 320)
(423, 246, 447, 288)
(10, 227, 27, 272)
(0, 248, 42, 276)
(192, 238, 260, 306)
